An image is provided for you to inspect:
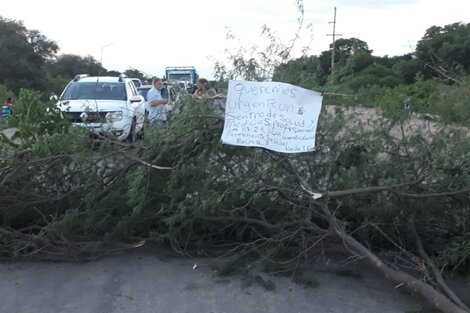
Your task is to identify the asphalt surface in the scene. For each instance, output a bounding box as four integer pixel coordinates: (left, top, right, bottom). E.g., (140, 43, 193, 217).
(0, 249, 422, 313)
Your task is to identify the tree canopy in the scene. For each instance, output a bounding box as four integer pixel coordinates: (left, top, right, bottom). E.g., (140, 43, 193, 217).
(273, 22, 470, 92)
(0, 16, 150, 95)
(0, 17, 58, 92)
(45, 54, 105, 78)
(416, 22, 470, 79)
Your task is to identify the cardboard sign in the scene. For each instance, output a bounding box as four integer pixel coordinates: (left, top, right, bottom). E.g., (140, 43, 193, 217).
(221, 80, 323, 153)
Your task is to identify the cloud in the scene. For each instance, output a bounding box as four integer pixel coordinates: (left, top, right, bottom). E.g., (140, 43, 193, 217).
(1, 0, 469, 79)
(301, 0, 469, 57)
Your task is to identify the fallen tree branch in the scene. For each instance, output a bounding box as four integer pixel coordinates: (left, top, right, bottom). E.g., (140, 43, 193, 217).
(324, 205, 470, 313)
(202, 216, 325, 234)
(282, 153, 470, 313)
(128, 156, 174, 170)
(395, 187, 470, 199)
(410, 217, 470, 312)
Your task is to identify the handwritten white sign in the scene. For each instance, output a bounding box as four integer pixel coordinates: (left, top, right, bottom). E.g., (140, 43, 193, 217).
(221, 80, 323, 153)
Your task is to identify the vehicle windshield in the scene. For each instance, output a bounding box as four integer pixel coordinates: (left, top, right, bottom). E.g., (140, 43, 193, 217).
(61, 82, 127, 101)
(168, 73, 191, 82)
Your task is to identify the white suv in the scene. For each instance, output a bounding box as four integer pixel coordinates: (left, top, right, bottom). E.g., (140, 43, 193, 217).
(59, 74, 146, 141)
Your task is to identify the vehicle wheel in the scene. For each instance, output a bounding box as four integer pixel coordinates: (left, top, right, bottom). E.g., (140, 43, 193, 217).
(127, 118, 138, 143)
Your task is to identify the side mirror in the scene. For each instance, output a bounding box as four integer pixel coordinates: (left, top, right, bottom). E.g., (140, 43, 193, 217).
(130, 95, 144, 103)
(50, 94, 58, 101)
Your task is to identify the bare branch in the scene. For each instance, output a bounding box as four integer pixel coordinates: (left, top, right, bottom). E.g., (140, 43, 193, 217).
(410, 217, 470, 312)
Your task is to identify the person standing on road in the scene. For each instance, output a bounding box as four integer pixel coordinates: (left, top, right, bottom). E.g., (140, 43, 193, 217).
(403, 97, 411, 114)
(190, 78, 226, 111)
(2, 97, 15, 119)
(192, 78, 217, 99)
(146, 78, 169, 124)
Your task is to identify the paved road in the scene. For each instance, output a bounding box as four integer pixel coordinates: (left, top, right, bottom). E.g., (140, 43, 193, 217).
(0, 249, 420, 313)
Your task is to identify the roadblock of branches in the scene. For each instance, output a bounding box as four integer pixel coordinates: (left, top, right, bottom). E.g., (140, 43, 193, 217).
(1, 90, 469, 313)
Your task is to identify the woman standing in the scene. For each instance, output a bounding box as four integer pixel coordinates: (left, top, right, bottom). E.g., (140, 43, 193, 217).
(192, 78, 217, 98)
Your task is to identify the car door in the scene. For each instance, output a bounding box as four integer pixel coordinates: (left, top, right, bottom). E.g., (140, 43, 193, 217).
(127, 81, 145, 130)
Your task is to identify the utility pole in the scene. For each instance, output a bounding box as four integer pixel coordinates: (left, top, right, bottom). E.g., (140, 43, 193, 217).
(327, 7, 342, 77)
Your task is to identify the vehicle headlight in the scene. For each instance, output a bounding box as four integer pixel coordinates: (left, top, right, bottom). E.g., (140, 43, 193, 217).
(105, 111, 123, 122)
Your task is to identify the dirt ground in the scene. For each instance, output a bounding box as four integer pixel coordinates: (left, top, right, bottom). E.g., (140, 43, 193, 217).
(324, 106, 469, 140)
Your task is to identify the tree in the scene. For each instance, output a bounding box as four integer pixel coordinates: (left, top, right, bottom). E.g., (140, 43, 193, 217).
(334, 37, 372, 59)
(319, 38, 372, 75)
(0, 16, 58, 92)
(45, 54, 105, 78)
(273, 38, 372, 87)
(344, 50, 374, 73)
(272, 56, 324, 88)
(124, 68, 144, 80)
(341, 64, 401, 91)
(106, 70, 122, 77)
(332, 50, 374, 83)
(41, 54, 106, 95)
(392, 57, 422, 84)
(416, 22, 470, 80)
(374, 54, 412, 68)
(0, 84, 14, 104)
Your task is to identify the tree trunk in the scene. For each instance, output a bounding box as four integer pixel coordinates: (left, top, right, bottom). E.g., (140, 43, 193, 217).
(332, 222, 469, 313)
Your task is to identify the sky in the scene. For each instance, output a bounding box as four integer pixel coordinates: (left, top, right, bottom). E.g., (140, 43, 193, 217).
(2, 0, 469, 79)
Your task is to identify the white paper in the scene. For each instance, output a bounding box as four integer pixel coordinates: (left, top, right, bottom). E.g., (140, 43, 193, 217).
(221, 80, 323, 153)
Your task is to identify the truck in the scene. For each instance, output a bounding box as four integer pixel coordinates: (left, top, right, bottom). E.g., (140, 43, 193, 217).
(165, 66, 198, 86)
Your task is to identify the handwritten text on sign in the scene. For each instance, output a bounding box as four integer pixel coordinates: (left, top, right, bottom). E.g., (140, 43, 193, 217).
(221, 80, 323, 153)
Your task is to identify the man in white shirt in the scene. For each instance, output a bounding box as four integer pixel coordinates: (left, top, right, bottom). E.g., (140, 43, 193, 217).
(146, 78, 169, 123)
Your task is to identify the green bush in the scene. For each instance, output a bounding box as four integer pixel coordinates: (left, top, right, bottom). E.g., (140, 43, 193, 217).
(343, 77, 470, 125)
(426, 79, 470, 124)
(0, 84, 14, 104)
(7, 89, 70, 143)
(435, 239, 470, 275)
